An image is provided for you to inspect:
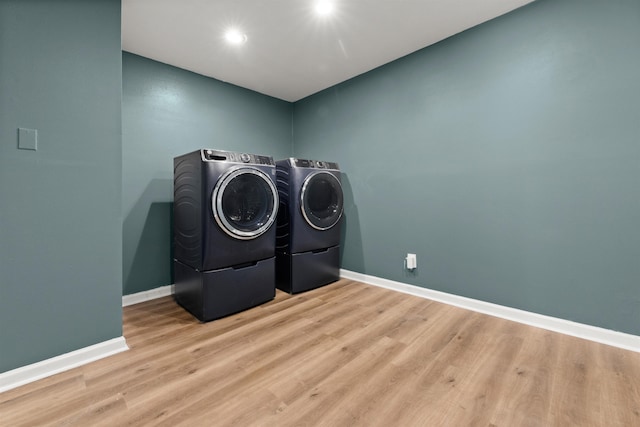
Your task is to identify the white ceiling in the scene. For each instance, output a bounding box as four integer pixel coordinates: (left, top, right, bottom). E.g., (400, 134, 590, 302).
(122, 0, 534, 102)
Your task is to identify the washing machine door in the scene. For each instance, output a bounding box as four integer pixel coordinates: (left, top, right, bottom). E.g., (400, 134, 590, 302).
(300, 171, 344, 230)
(212, 167, 278, 240)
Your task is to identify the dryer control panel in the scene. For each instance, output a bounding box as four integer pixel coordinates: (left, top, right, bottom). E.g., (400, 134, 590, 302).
(292, 158, 339, 170)
(202, 149, 275, 165)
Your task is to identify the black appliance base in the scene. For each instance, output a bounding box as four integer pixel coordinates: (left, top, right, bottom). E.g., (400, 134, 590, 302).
(276, 246, 340, 294)
(174, 257, 275, 322)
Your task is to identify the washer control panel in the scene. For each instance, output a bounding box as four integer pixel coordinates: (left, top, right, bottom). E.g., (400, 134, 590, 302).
(202, 149, 274, 165)
(293, 158, 339, 170)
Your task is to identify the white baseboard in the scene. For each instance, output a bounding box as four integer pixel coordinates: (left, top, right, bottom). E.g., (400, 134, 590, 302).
(340, 269, 640, 353)
(122, 284, 173, 307)
(0, 337, 129, 393)
(2, 284, 175, 393)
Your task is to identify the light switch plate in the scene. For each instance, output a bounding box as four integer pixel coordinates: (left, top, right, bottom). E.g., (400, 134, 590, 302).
(18, 128, 38, 150)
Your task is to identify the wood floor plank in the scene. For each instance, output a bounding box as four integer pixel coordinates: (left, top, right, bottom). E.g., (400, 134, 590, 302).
(369, 311, 493, 425)
(2, 279, 639, 426)
(486, 328, 558, 426)
(46, 392, 129, 427)
(269, 335, 407, 426)
(0, 373, 87, 425)
(601, 345, 640, 424)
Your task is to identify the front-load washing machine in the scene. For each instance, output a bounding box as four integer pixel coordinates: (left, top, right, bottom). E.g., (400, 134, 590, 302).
(275, 158, 344, 293)
(173, 149, 278, 321)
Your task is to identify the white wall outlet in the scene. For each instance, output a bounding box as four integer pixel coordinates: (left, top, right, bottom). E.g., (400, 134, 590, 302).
(406, 253, 417, 270)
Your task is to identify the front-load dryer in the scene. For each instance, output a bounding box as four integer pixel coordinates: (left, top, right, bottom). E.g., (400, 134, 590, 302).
(173, 149, 278, 321)
(275, 158, 344, 293)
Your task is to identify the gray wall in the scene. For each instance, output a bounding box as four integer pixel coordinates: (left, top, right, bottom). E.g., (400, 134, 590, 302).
(0, 0, 122, 373)
(122, 53, 292, 295)
(293, 0, 640, 335)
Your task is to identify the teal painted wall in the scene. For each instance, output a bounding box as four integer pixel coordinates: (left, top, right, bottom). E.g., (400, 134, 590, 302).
(293, 0, 640, 335)
(0, 0, 122, 373)
(122, 53, 292, 295)
(1, 0, 636, 377)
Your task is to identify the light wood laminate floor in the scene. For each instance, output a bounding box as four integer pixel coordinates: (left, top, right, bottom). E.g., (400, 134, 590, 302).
(2, 279, 639, 426)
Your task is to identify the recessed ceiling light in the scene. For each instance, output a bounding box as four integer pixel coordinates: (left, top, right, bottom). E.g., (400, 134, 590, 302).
(315, 1, 334, 16)
(224, 28, 247, 45)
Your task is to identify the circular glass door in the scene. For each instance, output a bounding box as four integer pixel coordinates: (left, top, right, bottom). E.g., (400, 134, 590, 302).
(300, 171, 343, 230)
(212, 168, 278, 240)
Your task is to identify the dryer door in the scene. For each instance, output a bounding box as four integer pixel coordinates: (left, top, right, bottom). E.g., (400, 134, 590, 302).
(212, 167, 278, 240)
(300, 171, 344, 230)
